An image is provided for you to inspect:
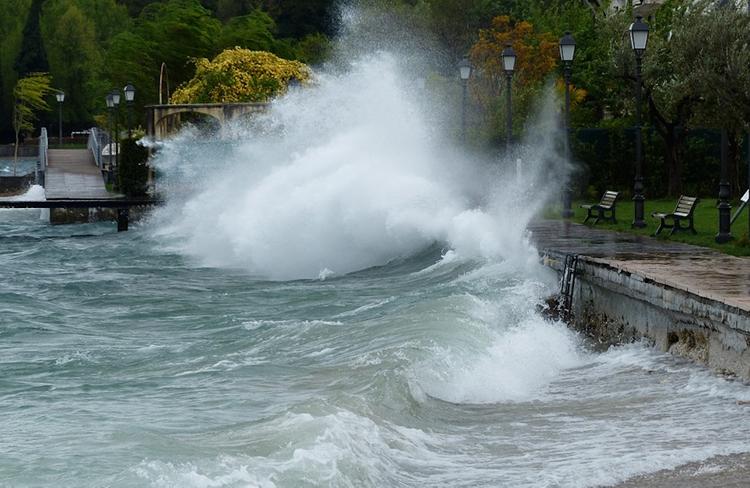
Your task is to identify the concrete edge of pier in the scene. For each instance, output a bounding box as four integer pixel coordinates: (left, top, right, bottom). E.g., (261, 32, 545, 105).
(530, 222, 750, 380)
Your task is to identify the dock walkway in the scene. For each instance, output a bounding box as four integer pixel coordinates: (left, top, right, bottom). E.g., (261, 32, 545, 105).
(46, 149, 121, 199)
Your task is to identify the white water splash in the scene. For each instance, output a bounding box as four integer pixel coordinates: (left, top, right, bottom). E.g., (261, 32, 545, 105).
(150, 53, 568, 280)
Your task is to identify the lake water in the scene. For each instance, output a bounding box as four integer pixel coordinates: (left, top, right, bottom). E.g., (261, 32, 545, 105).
(0, 158, 37, 176)
(1, 203, 749, 487)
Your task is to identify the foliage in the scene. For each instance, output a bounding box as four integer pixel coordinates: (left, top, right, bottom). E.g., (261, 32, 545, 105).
(12, 72, 52, 171)
(118, 136, 150, 196)
(171, 48, 310, 103)
(41, 0, 102, 124)
(14, 0, 48, 75)
(467, 15, 558, 144)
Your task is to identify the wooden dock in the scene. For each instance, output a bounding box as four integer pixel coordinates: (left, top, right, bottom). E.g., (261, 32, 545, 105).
(0, 148, 159, 231)
(45, 149, 121, 200)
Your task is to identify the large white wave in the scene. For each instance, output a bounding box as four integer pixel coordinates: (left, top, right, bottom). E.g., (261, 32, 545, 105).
(149, 51, 568, 280)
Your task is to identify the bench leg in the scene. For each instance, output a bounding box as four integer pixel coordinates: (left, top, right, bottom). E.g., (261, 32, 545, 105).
(654, 219, 665, 236)
(583, 208, 593, 224)
(594, 208, 604, 225)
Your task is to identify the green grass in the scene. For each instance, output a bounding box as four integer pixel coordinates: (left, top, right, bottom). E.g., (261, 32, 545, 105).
(543, 197, 750, 257)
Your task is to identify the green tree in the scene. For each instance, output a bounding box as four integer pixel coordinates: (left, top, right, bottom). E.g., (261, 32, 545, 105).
(42, 0, 102, 126)
(105, 0, 221, 107)
(75, 0, 130, 45)
(12, 72, 52, 172)
(219, 10, 278, 52)
(14, 0, 48, 75)
(0, 0, 32, 137)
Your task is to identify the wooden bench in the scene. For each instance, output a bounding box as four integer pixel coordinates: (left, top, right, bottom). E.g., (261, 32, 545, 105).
(581, 191, 619, 224)
(652, 195, 699, 236)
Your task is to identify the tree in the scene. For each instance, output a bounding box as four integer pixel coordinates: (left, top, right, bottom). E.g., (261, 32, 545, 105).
(672, 1, 750, 195)
(41, 0, 102, 126)
(14, 0, 48, 76)
(12, 72, 52, 172)
(0, 0, 32, 137)
(218, 10, 278, 52)
(468, 15, 558, 144)
(171, 48, 310, 103)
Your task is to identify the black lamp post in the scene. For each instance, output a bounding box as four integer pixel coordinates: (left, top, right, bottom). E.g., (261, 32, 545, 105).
(716, 129, 733, 243)
(458, 57, 472, 143)
(502, 44, 516, 149)
(105, 93, 115, 183)
(629, 16, 649, 228)
(111, 89, 121, 172)
(123, 83, 135, 138)
(55, 91, 65, 147)
(560, 32, 576, 218)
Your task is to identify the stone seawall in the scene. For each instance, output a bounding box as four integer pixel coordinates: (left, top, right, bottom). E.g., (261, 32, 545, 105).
(542, 251, 750, 379)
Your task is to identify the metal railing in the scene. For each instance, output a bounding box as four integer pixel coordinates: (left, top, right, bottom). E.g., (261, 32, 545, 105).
(88, 127, 107, 170)
(37, 127, 48, 186)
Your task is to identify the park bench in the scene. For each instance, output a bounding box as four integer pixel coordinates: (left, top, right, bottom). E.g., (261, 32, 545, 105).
(581, 190, 619, 224)
(652, 195, 699, 236)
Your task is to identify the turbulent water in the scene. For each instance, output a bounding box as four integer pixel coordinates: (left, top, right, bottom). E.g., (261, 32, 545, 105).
(2, 46, 749, 487)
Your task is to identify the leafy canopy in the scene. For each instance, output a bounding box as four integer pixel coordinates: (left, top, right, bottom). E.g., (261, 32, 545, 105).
(171, 47, 310, 103)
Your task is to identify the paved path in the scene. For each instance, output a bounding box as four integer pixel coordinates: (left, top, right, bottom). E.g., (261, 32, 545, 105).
(46, 149, 121, 200)
(527, 220, 750, 313)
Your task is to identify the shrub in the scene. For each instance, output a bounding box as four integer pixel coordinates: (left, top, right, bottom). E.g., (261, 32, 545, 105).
(118, 137, 149, 196)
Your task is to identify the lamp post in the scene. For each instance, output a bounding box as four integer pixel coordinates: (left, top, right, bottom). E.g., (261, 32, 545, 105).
(502, 44, 516, 149)
(123, 83, 135, 138)
(105, 93, 115, 184)
(458, 57, 472, 143)
(716, 129, 733, 243)
(111, 89, 121, 175)
(55, 91, 65, 147)
(629, 16, 649, 228)
(560, 32, 576, 218)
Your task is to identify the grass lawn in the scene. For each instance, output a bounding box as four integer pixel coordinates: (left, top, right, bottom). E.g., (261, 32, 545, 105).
(543, 197, 750, 257)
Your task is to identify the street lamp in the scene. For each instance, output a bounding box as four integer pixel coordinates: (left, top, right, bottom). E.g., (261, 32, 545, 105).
(105, 93, 115, 183)
(716, 129, 733, 242)
(559, 32, 576, 218)
(123, 83, 135, 138)
(111, 90, 121, 183)
(458, 57, 472, 143)
(55, 90, 65, 147)
(629, 15, 649, 228)
(502, 44, 516, 149)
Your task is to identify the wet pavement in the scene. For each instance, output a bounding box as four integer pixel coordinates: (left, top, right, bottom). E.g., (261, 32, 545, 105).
(527, 220, 750, 313)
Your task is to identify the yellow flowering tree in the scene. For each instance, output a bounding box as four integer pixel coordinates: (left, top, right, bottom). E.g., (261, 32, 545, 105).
(171, 48, 311, 104)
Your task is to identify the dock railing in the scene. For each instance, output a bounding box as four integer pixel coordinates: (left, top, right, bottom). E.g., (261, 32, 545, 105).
(88, 127, 107, 170)
(37, 127, 48, 186)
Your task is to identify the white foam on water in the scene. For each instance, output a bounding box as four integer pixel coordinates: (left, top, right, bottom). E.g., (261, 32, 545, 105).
(0, 184, 47, 221)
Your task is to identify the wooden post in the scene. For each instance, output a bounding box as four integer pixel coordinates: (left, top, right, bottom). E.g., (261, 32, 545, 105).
(117, 208, 129, 232)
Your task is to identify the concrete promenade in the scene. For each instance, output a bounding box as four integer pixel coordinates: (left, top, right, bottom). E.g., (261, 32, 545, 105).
(527, 220, 750, 378)
(46, 149, 121, 199)
(527, 220, 750, 313)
